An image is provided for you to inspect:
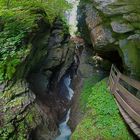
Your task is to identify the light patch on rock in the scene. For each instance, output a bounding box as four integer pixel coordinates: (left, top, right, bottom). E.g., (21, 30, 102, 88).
(91, 25, 115, 47)
(111, 21, 134, 33)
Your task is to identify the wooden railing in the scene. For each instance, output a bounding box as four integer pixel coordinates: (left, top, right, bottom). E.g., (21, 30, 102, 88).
(109, 65, 140, 126)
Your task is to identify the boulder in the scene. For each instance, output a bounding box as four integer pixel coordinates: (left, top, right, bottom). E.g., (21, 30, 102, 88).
(123, 13, 140, 23)
(85, 5, 102, 30)
(99, 5, 133, 16)
(94, 0, 116, 7)
(111, 21, 134, 33)
(90, 25, 115, 48)
(81, 0, 140, 79)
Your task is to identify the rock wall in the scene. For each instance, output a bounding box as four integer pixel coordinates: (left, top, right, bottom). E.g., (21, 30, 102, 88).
(28, 18, 76, 140)
(0, 81, 42, 140)
(78, 0, 140, 80)
(0, 10, 76, 139)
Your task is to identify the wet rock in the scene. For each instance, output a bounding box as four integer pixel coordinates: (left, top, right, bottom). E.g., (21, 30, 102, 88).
(52, 29, 63, 35)
(44, 47, 64, 69)
(111, 21, 134, 33)
(33, 126, 57, 140)
(78, 46, 108, 78)
(78, 47, 94, 78)
(28, 73, 50, 98)
(26, 18, 75, 139)
(58, 41, 75, 81)
(53, 20, 64, 30)
(37, 19, 75, 84)
(48, 33, 64, 47)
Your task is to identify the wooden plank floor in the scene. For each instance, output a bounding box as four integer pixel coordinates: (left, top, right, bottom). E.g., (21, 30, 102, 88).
(115, 99, 140, 139)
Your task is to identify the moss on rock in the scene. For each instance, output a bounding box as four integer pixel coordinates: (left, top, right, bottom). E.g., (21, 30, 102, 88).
(0, 81, 41, 140)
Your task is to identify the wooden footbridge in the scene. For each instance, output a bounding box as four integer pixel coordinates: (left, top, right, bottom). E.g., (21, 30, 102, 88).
(108, 65, 140, 139)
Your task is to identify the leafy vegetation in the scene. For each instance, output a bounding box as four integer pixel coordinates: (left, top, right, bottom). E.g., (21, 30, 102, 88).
(0, 0, 71, 23)
(0, 0, 71, 82)
(72, 78, 134, 140)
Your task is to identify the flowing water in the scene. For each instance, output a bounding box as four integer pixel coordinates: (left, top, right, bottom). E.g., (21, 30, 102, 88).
(55, 75, 74, 140)
(64, 75, 74, 100)
(66, 0, 80, 36)
(55, 1, 79, 139)
(55, 109, 71, 140)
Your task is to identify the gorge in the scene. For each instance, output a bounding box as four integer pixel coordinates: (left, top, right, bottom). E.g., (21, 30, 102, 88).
(0, 0, 140, 140)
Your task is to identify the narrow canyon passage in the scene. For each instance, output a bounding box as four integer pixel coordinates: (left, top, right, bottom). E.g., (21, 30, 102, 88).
(55, 75, 73, 140)
(0, 0, 140, 140)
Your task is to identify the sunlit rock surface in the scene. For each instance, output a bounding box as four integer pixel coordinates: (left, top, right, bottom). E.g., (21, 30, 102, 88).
(79, 0, 140, 79)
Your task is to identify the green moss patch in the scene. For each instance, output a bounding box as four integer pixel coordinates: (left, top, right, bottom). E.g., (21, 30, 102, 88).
(0, 105, 40, 140)
(72, 78, 134, 140)
(0, 81, 41, 140)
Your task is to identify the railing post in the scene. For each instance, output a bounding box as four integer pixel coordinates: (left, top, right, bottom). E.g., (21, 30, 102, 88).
(112, 72, 121, 93)
(108, 65, 113, 86)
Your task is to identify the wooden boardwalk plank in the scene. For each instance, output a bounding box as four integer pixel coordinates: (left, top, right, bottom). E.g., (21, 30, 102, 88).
(114, 91, 140, 124)
(109, 65, 140, 138)
(115, 99, 140, 138)
(133, 128, 140, 135)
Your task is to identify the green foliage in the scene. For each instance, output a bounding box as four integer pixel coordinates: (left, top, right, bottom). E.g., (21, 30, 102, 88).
(0, 94, 40, 140)
(0, 40, 31, 81)
(0, 124, 14, 140)
(72, 78, 134, 140)
(0, 7, 37, 82)
(0, 0, 71, 23)
(80, 75, 102, 112)
(0, 0, 71, 82)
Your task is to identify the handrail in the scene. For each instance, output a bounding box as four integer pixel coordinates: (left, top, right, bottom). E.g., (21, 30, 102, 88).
(108, 65, 140, 125)
(120, 74, 140, 91)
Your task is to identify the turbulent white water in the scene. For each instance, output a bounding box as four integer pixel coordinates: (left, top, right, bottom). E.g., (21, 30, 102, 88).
(55, 109, 71, 140)
(64, 75, 74, 100)
(55, 75, 74, 140)
(66, 0, 80, 36)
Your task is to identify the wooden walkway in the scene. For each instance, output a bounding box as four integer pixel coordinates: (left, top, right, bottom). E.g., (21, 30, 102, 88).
(108, 65, 140, 139)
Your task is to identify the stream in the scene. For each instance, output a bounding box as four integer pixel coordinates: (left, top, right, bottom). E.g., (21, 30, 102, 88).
(55, 0, 79, 139)
(55, 75, 74, 140)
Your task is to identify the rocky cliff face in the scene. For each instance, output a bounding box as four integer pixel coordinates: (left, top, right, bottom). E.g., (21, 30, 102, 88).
(78, 0, 140, 80)
(0, 10, 76, 139)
